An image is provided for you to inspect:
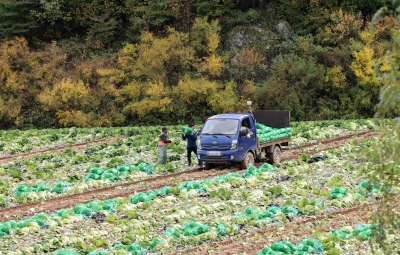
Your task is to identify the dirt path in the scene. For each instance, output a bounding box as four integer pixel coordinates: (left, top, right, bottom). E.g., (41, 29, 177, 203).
(0, 135, 126, 165)
(0, 131, 377, 221)
(169, 200, 392, 255)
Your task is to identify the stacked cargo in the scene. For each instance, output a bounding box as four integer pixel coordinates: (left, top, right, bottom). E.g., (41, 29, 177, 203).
(256, 123, 292, 143)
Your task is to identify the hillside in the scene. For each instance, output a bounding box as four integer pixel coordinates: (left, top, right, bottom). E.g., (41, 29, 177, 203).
(0, 0, 397, 128)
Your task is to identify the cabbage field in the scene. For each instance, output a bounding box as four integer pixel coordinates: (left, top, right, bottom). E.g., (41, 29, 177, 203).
(0, 119, 396, 255)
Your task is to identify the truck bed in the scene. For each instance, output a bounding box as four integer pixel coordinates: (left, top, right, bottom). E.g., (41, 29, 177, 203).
(258, 136, 290, 148)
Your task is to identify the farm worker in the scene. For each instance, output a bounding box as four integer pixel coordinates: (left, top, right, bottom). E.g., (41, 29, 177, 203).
(158, 126, 172, 165)
(182, 122, 202, 167)
(240, 126, 251, 138)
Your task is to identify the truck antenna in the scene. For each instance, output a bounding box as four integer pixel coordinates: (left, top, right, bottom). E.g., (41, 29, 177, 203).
(247, 101, 253, 114)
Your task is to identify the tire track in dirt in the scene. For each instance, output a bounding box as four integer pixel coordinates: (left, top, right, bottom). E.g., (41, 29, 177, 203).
(0, 131, 377, 221)
(0, 135, 127, 165)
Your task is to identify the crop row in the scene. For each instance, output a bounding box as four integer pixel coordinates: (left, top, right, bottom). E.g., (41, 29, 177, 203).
(0, 136, 390, 254)
(0, 119, 381, 155)
(0, 120, 377, 208)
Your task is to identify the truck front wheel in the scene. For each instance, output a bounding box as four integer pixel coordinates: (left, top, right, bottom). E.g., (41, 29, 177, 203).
(268, 146, 281, 164)
(240, 152, 254, 170)
(204, 162, 214, 170)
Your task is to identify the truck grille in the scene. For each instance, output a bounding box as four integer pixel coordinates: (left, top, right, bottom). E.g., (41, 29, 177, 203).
(203, 156, 228, 162)
(202, 145, 230, 149)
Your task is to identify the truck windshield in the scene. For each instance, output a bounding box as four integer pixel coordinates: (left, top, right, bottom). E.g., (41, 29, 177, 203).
(202, 119, 239, 135)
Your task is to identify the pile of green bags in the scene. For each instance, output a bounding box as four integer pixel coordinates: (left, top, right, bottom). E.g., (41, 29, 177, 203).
(232, 204, 300, 226)
(85, 163, 156, 182)
(53, 182, 70, 194)
(233, 207, 275, 223)
(0, 212, 49, 237)
(15, 181, 70, 196)
(178, 180, 203, 192)
(357, 180, 381, 196)
(242, 163, 275, 178)
(257, 241, 296, 255)
(330, 187, 348, 199)
(181, 126, 193, 135)
(256, 238, 323, 255)
(256, 123, 292, 143)
(332, 224, 377, 241)
(164, 228, 182, 238)
(73, 199, 119, 216)
(85, 164, 133, 182)
(181, 221, 209, 236)
(129, 192, 153, 204)
(295, 238, 323, 254)
(281, 206, 299, 216)
(134, 162, 155, 175)
(352, 224, 377, 241)
(125, 242, 146, 253)
(156, 186, 179, 196)
(164, 221, 209, 238)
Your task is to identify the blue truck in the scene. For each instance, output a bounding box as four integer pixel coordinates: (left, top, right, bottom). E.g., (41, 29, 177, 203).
(197, 109, 291, 170)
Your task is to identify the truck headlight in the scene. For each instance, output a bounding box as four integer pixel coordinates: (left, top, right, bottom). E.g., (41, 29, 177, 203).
(198, 140, 202, 149)
(230, 140, 238, 149)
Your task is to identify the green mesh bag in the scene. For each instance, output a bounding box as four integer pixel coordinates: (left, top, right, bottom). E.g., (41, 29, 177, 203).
(53, 182, 69, 194)
(101, 172, 115, 181)
(281, 206, 299, 216)
(36, 182, 51, 192)
(256, 211, 274, 221)
(148, 238, 164, 250)
(15, 185, 32, 196)
(87, 173, 100, 180)
(181, 126, 193, 135)
(270, 241, 293, 253)
(17, 221, 27, 228)
(105, 168, 118, 175)
(86, 201, 103, 212)
(125, 242, 146, 254)
(130, 193, 151, 204)
(267, 206, 281, 214)
(217, 223, 227, 236)
(89, 167, 104, 175)
(164, 228, 182, 238)
(73, 205, 91, 216)
(57, 209, 74, 217)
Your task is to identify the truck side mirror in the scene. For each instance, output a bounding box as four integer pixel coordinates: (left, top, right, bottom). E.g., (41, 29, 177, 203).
(240, 129, 248, 136)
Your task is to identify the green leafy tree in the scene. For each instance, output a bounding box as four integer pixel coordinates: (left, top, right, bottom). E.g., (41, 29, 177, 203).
(256, 53, 326, 121)
(0, 0, 38, 39)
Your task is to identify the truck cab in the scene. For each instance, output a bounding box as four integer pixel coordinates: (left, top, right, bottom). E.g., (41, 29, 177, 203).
(197, 113, 257, 169)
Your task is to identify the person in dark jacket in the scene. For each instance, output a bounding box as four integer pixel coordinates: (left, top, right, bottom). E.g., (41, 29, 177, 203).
(158, 126, 172, 165)
(182, 122, 202, 166)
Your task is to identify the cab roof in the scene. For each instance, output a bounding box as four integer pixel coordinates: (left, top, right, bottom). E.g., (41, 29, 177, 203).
(207, 113, 252, 120)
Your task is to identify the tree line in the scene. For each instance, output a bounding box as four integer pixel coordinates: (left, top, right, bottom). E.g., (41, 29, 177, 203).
(0, 0, 397, 128)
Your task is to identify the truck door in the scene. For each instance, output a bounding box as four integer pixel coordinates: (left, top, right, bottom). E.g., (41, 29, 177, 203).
(239, 117, 256, 153)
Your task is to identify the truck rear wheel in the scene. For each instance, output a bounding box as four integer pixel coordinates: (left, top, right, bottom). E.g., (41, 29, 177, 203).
(240, 152, 254, 170)
(268, 146, 281, 164)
